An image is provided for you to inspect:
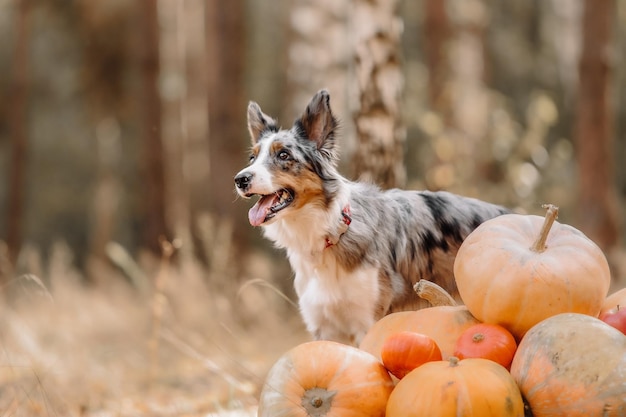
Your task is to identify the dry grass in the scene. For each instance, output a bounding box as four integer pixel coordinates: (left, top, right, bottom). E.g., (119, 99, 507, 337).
(2, 229, 624, 417)
(0, 242, 309, 417)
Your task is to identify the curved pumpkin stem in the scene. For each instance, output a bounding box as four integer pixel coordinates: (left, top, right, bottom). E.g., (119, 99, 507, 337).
(414, 280, 457, 307)
(530, 204, 559, 253)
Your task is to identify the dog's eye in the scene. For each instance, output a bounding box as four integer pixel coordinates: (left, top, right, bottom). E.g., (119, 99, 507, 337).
(278, 150, 291, 161)
(248, 154, 256, 163)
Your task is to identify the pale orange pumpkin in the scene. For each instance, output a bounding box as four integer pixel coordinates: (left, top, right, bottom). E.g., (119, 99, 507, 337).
(454, 204, 611, 339)
(510, 313, 626, 417)
(258, 340, 394, 417)
(386, 357, 525, 417)
(359, 305, 480, 360)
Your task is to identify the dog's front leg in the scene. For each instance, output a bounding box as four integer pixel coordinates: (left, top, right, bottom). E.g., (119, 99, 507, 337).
(299, 296, 359, 345)
(313, 326, 358, 346)
(296, 264, 382, 346)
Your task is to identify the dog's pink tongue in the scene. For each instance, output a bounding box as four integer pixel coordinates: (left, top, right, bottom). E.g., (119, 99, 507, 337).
(248, 195, 275, 226)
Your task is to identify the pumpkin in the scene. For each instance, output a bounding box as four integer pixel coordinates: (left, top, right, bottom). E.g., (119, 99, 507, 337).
(510, 313, 626, 417)
(359, 305, 480, 360)
(258, 340, 394, 417)
(381, 331, 442, 379)
(601, 287, 626, 315)
(453, 323, 517, 369)
(454, 204, 611, 339)
(386, 357, 525, 417)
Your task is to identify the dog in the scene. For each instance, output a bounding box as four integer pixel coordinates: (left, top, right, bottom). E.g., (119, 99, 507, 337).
(234, 90, 508, 345)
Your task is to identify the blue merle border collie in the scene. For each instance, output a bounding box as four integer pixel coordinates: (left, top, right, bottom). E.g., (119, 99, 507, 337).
(234, 90, 508, 345)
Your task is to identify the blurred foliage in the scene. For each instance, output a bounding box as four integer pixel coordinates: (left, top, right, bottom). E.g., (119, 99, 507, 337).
(0, 0, 624, 276)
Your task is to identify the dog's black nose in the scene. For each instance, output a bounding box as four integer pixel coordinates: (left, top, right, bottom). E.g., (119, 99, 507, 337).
(234, 172, 253, 190)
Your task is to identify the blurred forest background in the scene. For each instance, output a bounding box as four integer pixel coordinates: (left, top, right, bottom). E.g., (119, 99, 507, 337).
(1, 0, 626, 416)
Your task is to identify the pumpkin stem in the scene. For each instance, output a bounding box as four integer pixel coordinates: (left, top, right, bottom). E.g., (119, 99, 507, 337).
(530, 204, 559, 253)
(301, 387, 336, 416)
(414, 280, 457, 307)
(448, 356, 460, 367)
(472, 333, 485, 343)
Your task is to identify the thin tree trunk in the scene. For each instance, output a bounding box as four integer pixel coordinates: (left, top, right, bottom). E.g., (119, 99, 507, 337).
(205, 0, 248, 254)
(139, 0, 169, 254)
(448, 0, 490, 149)
(287, 0, 352, 121)
(575, 0, 620, 251)
(77, 2, 131, 283)
(423, 0, 490, 193)
(351, 0, 406, 189)
(424, 0, 450, 112)
(6, 0, 32, 270)
(159, 0, 210, 266)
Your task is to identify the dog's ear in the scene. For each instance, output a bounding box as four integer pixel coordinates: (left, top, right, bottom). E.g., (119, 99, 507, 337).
(247, 102, 277, 144)
(297, 89, 339, 157)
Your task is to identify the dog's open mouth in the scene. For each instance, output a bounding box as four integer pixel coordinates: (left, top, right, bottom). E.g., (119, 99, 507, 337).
(248, 188, 294, 226)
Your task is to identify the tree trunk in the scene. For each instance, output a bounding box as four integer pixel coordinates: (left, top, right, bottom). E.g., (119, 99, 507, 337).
(159, 0, 210, 266)
(6, 0, 32, 271)
(424, 0, 451, 112)
(139, 0, 170, 254)
(77, 2, 131, 283)
(422, 0, 491, 194)
(575, 0, 620, 251)
(287, 0, 352, 134)
(205, 0, 248, 255)
(351, 0, 406, 189)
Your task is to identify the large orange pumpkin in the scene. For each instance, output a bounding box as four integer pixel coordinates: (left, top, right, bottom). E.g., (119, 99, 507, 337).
(258, 341, 394, 417)
(359, 305, 480, 360)
(454, 204, 611, 339)
(510, 313, 626, 417)
(386, 357, 525, 417)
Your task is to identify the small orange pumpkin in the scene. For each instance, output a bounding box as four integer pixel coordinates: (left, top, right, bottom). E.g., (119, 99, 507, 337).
(511, 313, 626, 417)
(386, 357, 525, 417)
(601, 287, 626, 315)
(359, 305, 480, 360)
(454, 204, 611, 339)
(453, 323, 517, 369)
(381, 331, 442, 379)
(258, 341, 394, 417)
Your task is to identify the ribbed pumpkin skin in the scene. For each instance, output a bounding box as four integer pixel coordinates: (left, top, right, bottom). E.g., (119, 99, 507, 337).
(258, 341, 394, 417)
(454, 213, 611, 339)
(511, 313, 626, 417)
(359, 306, 480, 360)
(386, 357, 525, 417)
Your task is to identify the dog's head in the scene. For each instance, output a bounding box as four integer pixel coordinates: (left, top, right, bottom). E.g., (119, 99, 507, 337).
(234, 90, 340, 226)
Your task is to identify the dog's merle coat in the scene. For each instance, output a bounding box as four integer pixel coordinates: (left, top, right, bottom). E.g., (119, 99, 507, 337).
(235, 90, 508, 344)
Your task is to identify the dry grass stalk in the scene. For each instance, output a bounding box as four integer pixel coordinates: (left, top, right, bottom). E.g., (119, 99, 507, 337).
(237, 278, 298, 310)
(149, 236, 179, 381)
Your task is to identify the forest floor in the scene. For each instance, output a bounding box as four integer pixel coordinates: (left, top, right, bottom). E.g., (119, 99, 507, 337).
(0, 248, 310, 417)
(2, 242, 625, 417)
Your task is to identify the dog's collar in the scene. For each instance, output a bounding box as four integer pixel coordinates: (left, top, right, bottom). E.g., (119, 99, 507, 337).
(324, 205, 352, 249)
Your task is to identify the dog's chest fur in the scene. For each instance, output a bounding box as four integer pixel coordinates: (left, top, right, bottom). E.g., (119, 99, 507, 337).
(263, 182, 507, 345)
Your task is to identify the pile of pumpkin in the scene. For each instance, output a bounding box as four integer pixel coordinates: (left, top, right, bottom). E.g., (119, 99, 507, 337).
(257, 205, 626, 417)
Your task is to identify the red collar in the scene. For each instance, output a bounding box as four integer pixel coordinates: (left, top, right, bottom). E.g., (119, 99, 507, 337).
(324, 205, 352, 249)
